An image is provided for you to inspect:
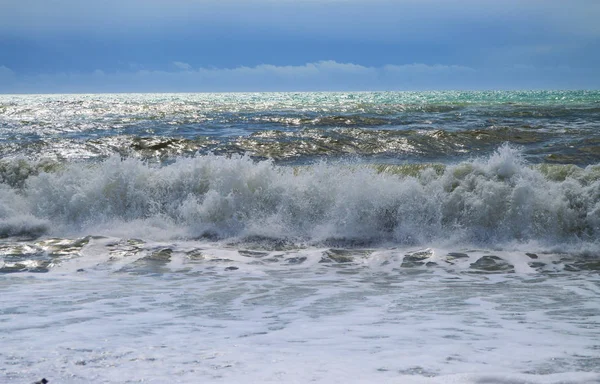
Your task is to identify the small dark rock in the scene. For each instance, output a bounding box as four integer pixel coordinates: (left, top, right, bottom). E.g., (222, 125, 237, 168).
(321, 249, 355, 263)
(198, 231, 220, 241)
(238, 250, 269, 258)
(186, 249, 205, 261)
(447, 252, 469, 259)
(126, 238, 145, 246)
(405, 250, 433, 261)
(262, 257, 280, 263)
(401, 251, 432, 268)
(401, 250, 434, 267)
(401, 262, 424, 268)
(34, 379, 48, 384)
(528, 262, 546, 269)
(144, 248, 172, 262)
(564, 261, 600, 271)
(469, 255, 514, 273)
(564, 264, 580, 272)
(526, 253, 538, 259)
(224, 266, 239, 271)
(76, 268, 85, 272)
(582, 261, 600, 271)
(286, 256, 307, 265)
(401, 261, 423, 268)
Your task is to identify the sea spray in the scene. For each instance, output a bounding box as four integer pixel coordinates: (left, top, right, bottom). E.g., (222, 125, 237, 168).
(0, 145, 594, 249)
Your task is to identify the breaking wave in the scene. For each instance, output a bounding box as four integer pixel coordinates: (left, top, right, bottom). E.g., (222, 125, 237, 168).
(1, 145, 599, 249)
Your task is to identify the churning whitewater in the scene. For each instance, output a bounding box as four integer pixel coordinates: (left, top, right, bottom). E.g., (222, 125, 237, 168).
(2, 92, 600, 384)
(1, 145, 600, 250)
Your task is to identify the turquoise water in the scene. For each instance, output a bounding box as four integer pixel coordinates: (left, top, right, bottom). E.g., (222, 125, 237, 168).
(1, 91, 599, 165)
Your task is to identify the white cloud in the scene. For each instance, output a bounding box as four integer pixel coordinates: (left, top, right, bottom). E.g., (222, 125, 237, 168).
(383, 64, 474, 74)
(1, 61, 596, 94)
(3, 61, 466, 93)
(173, 62, 192, 71)
(0, 65, 15, 77)
(0, 66, 16, 91)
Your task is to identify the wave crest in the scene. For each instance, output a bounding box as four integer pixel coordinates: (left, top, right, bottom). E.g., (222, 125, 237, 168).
(0, 145, 597, 248)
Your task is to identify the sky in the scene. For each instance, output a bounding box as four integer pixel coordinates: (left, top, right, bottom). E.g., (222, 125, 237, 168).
(0, 0, 599, 93)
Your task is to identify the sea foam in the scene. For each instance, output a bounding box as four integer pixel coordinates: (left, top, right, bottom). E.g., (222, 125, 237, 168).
(0, 145, 598, 250)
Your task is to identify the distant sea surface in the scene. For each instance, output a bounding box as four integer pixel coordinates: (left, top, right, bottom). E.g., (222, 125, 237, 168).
(2, 91, 600, 383)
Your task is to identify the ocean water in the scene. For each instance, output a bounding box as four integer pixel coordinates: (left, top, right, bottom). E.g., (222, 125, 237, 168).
(1, 91, 600, 383)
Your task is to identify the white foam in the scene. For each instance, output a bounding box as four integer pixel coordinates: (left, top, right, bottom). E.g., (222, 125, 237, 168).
(3, 256, 600, 383)
(0, 146, 593, 252)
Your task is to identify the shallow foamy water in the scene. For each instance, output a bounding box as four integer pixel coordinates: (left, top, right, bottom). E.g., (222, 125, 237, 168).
(2, 239, 600, 383)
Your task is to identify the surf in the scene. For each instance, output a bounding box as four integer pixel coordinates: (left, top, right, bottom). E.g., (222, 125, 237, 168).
(0, 145, 597, 254)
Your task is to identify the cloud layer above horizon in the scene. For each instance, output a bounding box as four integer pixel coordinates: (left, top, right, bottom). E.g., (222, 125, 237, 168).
(1, 0, 599, 93)
(2, 61, 596, 93)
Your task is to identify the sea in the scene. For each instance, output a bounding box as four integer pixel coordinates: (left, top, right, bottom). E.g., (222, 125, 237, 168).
(1, 91, 600, 383)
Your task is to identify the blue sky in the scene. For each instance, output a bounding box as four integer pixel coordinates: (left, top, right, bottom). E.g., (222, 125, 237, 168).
(0, 0, 599, 93)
